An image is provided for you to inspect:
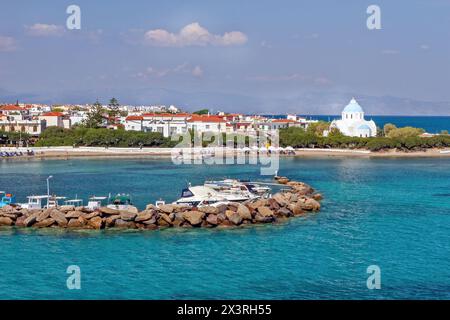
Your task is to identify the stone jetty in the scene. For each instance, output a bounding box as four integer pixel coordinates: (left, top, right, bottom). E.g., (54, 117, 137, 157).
(0, 177, 322, 230)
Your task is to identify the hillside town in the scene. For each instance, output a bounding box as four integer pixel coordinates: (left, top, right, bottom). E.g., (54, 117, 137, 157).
(0, 100, 318, 139)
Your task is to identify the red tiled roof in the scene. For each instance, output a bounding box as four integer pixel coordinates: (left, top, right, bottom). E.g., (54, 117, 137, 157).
(272, 119, 297, 123)
(0, 105, 24, 111)
(41, 112, 64, 117)
(142, 112, 190, 118)
(187, 115, 226, 123)
(125, 116, 143, 121)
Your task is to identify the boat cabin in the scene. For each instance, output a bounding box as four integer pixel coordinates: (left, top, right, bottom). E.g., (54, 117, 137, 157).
(0, 192, 16, 208)
(87, 196, 107, 210)
(20, 195, 49, 210)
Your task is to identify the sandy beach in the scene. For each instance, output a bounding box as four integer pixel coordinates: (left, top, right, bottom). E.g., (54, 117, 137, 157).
(2, 146, 450, 160)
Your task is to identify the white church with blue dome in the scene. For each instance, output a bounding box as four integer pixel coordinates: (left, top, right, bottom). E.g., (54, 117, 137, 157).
(327, 98, 377, 137)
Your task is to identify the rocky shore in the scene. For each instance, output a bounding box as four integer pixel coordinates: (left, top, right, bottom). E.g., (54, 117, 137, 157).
(0, 177, 322, 230)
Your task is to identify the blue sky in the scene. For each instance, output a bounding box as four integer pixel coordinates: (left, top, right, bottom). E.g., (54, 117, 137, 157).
(0, 0, 449, 114)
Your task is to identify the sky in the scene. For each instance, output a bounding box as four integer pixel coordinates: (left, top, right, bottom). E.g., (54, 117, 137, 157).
(0, 0, 450, 115)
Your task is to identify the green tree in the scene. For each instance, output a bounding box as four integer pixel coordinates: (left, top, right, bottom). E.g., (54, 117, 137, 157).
(306, 121, 330, 136)
(83, 100, 105, 128)
(387, 126, 424, 139)
(383, 123, 397, 136)
(193, 109, 209, 115)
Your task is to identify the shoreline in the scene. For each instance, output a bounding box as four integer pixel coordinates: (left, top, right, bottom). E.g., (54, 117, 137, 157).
(1, 146, 450, 160)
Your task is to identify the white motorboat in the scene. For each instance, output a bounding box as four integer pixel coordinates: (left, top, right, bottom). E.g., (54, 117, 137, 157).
(204, 179, 271, 196)
(174, 185, 253, 207)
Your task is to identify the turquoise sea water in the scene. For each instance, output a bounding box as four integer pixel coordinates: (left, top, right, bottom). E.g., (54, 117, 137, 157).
(1, 157, 450, 299)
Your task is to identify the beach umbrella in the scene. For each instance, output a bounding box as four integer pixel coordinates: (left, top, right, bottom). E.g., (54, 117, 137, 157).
(268, 146, 278, 152)
(285, 146, 295, 151)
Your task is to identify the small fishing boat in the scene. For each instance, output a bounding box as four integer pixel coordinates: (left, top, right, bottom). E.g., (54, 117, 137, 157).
(86, 196, 108, 210)
(107, 193, 133, 210)
(47, 196, 66, 208)
(65, 198, 83, 207)
(19, 195, 49, 210)
(0, 192, 16, 208)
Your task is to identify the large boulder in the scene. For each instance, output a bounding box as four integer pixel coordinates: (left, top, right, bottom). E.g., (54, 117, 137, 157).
(248, 199, 269, 210)
(257, 206, 274, 218)
(183, 211, 205, 226)
(99, 207, 120, 215)
(158, 204, 175, 214)
(236, 204, 252, 220)
(272, 193, 289, 207)
(135, 211, 154, 222)
(67, 217, 86, 228)
(198, 206, 218, 214)
(171, 212, 185, 227)
(206, 214, 218, 226)
(50, 210, 68, 227)
(65, 210, 84, 219)
(225, 210, 242, 225)
(313, 193, 323, 201)
(59, 205, 75, 213)
(120, 211, 137, 221)
(297, 198, 321, 211)
(291, 203, 305, 216)
(276, 207, 292, 217)
(24, 213, 39, 227)
(254, 213, 273, 223)
(34, 218, 55, 228)
(36, 210, 51, 222)
(0, 217, 13, 226)
(114, 219, 136, 229)
(15, 215, 27, 227)
(105, 215, 120, 227)
(157, 213, 172, 227)
(83, 211, 100, 219)
(87, 216, 103, 229)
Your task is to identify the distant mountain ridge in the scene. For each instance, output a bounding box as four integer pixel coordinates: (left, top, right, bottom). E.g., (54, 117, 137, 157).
(1, 87, 449, 116)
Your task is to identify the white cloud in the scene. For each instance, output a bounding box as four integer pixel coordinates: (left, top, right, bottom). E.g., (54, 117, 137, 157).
(133, 63, 203, 79)
(25, 23, 65, 37)
(0, 36, 16, 52)
(247, 73, 331, 85)
(420, 44, 430, 50)
(143, 22, 247, 47)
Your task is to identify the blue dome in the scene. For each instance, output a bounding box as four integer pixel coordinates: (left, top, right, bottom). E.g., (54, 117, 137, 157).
(343, 98, 363, 113)
(358, 124, 371, 130)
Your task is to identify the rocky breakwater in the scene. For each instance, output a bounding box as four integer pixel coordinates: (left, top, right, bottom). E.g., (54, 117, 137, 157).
(0, 177, 323, 230)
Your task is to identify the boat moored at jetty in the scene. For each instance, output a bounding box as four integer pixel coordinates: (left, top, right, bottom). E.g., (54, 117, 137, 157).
(87, 196, 108, 210)
(47, 196, 66, 208)
(19, 195, 48, 210)
(107, 193, 133, 210)
(204, 179, 272, 197)
(174, 185, 255, 207)
(0, 192, 16, 208)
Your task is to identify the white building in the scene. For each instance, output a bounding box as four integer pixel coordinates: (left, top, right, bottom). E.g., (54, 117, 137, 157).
(327, 98, 377, 137)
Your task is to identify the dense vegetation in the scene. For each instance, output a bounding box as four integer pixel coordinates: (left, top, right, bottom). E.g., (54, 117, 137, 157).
(279, 122, 450, 152)
(0, 131, 31, 146)
(34, 127, 176, 148)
